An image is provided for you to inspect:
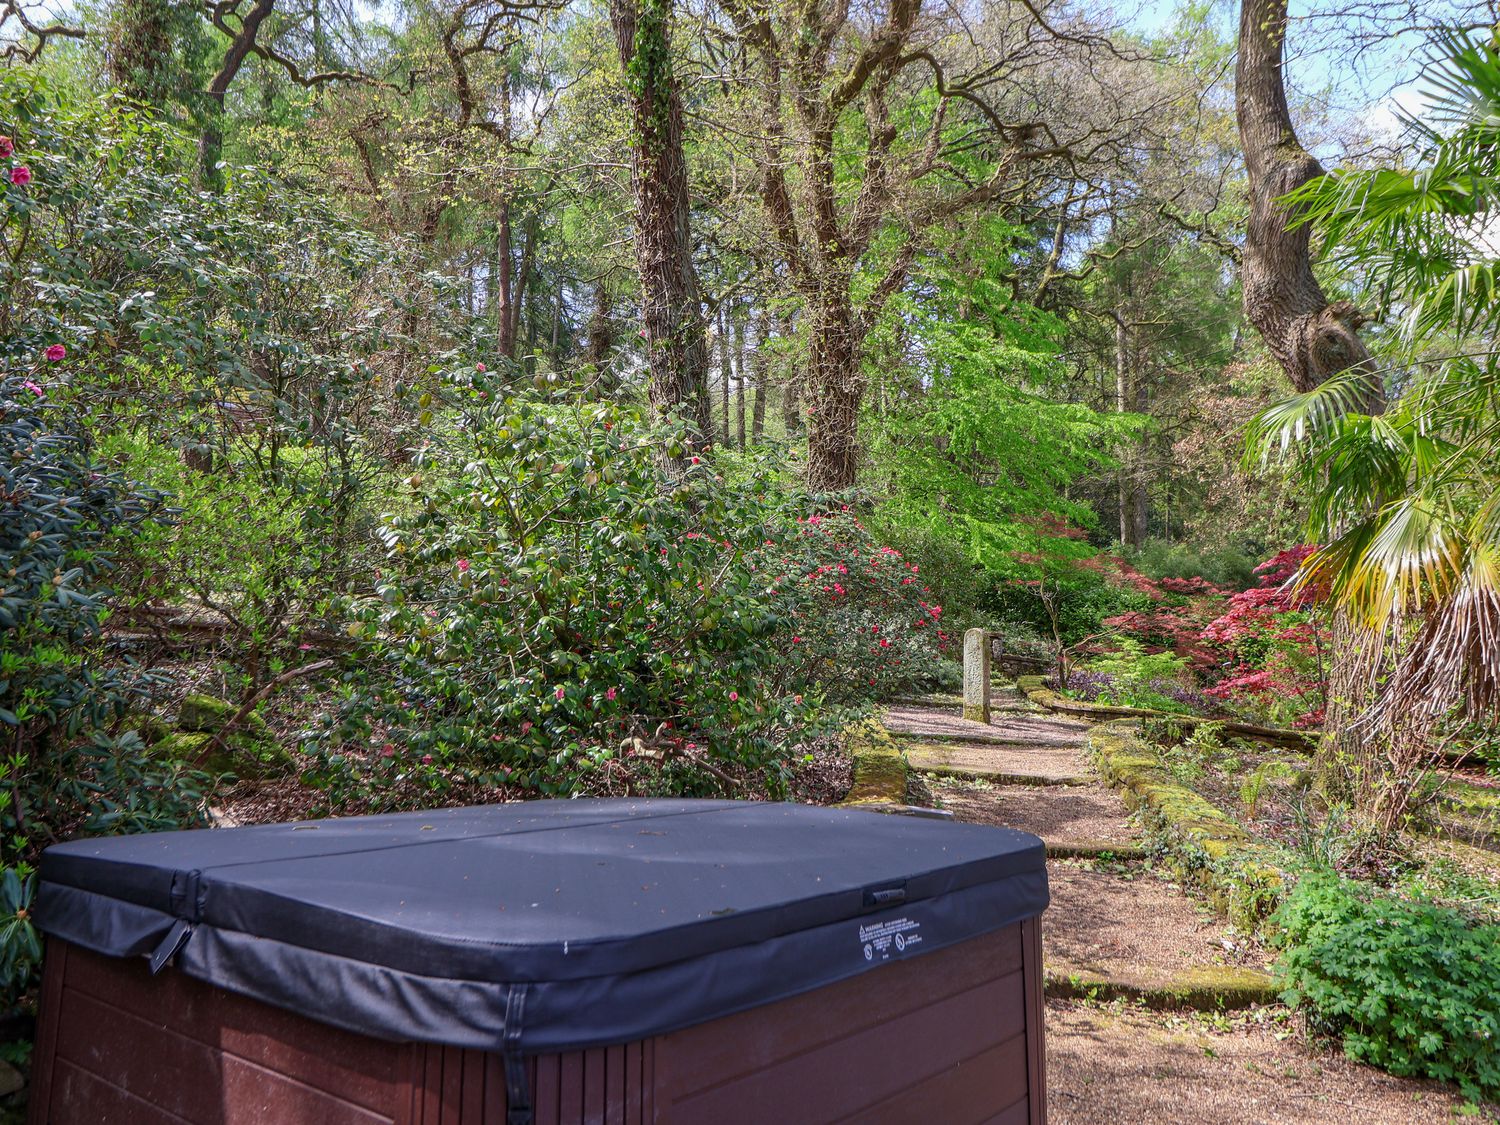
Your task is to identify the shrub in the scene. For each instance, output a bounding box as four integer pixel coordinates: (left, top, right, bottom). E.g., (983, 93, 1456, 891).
(1273, 870, 1500, 1102)
(312, 388, 939, 804)
(1072, 640, 1196, 712)
(0, 367, 214, 1010)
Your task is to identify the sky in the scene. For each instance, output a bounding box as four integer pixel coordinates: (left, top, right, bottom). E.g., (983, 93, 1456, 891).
(1118, 0, 1470, 143)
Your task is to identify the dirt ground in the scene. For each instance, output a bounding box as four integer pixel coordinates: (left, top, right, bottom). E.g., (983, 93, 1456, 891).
(1044, 859, 1266, 983)
(1047, 1001, 1490, 1124)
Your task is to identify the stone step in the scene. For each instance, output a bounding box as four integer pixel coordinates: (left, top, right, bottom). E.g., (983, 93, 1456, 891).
(906, 740, 1090, 786)
(1044, 841, 1147, 860)
(1044, 965, 1279, 1011)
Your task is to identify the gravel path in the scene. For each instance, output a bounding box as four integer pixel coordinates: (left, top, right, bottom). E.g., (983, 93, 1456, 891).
(1044, 860, 1265, 985)
(1048, 1002, 1476, 1123)
(929, 779, 1138, 847)
(902, 690, 1492, 1120)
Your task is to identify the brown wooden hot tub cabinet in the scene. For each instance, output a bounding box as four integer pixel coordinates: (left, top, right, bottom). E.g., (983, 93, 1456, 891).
(28, 799, 1048, 1124)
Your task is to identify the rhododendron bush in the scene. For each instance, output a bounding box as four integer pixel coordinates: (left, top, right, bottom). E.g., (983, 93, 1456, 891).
(315, 388, 940, 800)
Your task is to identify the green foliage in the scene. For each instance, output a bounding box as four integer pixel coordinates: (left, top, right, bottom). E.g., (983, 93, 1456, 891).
(1273, 870, 1500, 1102)
(1129, 538, 1258, 591)
(1081, 639, 1193, 712)
(0, 369, 159, 753)
(865, 227, 1132, 583)
(1255, 30, 1500, 730)
(311, 387, 940, 806)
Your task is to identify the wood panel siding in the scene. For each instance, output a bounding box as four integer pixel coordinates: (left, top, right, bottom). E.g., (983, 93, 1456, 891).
(30, 924, 1042, 1124)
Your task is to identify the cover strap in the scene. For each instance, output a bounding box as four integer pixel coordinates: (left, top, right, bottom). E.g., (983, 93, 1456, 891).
(149, 918, 193, 974)
(504, 984, 531, 1125)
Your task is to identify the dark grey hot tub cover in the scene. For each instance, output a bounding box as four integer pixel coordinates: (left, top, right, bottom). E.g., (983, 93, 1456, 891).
(36, 798, 1047, 1056)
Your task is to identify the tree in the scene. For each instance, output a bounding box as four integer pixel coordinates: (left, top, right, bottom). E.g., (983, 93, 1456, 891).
(715, 0, 1086, 489)
(1247, 29, 1500, 830)
(610, 0, 712, 441)
(1235, 0, 1377, 401)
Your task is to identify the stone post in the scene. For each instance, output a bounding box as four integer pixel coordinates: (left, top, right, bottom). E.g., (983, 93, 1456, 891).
(963, 628, 991, 724)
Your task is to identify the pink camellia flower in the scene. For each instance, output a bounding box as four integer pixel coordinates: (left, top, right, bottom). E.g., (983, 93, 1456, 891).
(421, 754, 434, 765)
(45, 344, 65, 362)
(456, 558, 470, 572)
(9, 166, 31, 187)
(22, 380, 43, 397)
(555, 686, 565, 701)
(381, 743, 396, 758)
(476, 362, 487, 372)
(728, 691, 739, 702)
(520, 720, 534, 735)
(0, 136, 13, 158)
(606, 687, 617, 701)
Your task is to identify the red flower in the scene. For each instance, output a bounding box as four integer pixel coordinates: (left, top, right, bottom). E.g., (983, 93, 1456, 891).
(44, 344, 65, 362)
(9, 166, 31, 187)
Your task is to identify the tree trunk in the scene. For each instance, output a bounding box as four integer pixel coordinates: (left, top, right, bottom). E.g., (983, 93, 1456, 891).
(718, 304, 732, 443)
(1115, 316, 1134, 547)
(198, 0, 277, 189)
(586, 281, 613, 366)
(734, 304, 747, 449)
(1236, 0, 1377, 400)
(1133, 357, 1149, 545)
(781, 309, 802, 436)
(750, 312, 768, 445)
(550, 284, 563, 363)
(496, 203, 516, 359)
(804, 289, 860, 490)
(610, 0, 712, 444)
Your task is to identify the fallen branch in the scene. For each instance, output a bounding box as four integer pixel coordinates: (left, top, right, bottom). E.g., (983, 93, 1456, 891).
(196, 660, 335, 766)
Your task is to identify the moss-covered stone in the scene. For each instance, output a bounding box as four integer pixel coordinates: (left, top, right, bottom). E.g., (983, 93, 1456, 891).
(121, 711, 173, 745)
(1021, 675, 1312, 750)
(179, 692, 271, 740)
(839, 719, 910, 807)
(1087, 718, 1288, 933)
(152, 726, 287, 779)
(1044, 964, 1279, 1011)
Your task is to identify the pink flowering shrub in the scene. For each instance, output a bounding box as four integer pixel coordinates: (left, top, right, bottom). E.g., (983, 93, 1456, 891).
(1071, 545, 1329, 728)
(315, 392, 936, 802)
(753, 510, 946, 704)
(1200, 547, 1328, 727)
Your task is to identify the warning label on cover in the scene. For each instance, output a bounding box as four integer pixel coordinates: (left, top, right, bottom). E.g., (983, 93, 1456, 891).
(858, 917, 922, 962)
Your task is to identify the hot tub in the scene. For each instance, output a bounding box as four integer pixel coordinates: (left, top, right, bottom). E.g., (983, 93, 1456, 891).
(28, 798, 1049, 1123)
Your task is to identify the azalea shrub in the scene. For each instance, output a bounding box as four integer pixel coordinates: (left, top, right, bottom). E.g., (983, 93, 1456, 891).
(1201, 547, 1327, 728)
(310, 386, 939, 804)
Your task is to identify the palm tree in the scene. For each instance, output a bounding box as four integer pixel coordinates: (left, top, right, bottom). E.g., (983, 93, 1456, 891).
(1246, 29, 1500, 822)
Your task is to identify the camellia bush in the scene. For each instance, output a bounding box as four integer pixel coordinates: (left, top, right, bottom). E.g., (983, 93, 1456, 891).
(311, 381, 940, 804)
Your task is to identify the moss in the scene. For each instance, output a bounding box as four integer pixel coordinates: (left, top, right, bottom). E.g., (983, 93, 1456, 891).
(179, 692, 270, 740)
(1087, 718, 1288, 933)
(1044, 965, 1278, 1011)
(839, 719, 909, 806)
(151, 727, 286, 779)
(121, 711, 173, 745)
